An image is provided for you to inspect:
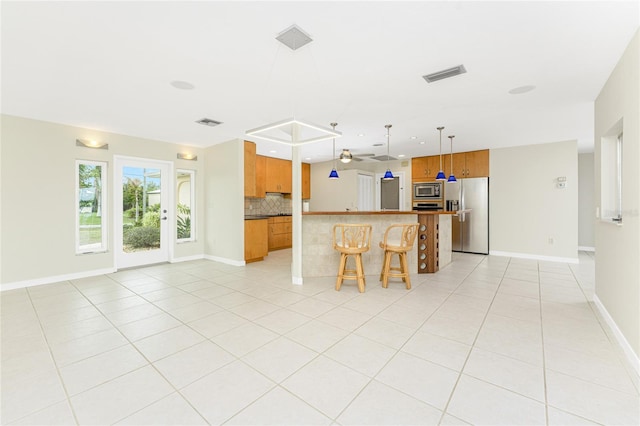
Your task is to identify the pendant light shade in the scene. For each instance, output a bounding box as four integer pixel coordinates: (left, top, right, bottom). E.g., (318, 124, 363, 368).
(383, 124, 394, 180)
(328, 122, 339, 179)
(435, 126, 446, 181)
(447, 135, 457, 183)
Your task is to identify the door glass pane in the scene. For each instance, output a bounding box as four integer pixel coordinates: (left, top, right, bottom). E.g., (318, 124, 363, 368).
(122, 166, 162, 252)
(177, 170, 195, 241)
(77, 161, 107, 253)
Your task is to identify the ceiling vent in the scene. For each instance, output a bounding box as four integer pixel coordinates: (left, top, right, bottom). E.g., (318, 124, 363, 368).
(372, 155, 397, 162)
(196, 118, 223, 127)
(422, 65, 467, 83)
(276, 24, 313, 50)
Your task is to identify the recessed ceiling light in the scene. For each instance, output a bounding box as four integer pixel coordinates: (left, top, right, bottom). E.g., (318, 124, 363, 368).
(419, 141, 426, 145)
(305, 157, 311, 160)
(357, 133, 365, 137)
(509, 85, 536, 95)
(410, 136, 417, 140)
(170, 80, 195, 90)
(269, 150, 277, 153)
(398, 154, 406, 158)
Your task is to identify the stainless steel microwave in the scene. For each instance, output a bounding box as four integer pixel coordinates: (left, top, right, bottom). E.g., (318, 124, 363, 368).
(413, 182, 443, 200)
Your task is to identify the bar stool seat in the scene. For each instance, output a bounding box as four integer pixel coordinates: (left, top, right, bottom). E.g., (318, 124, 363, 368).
(379, 223, 419, 289)
(332, 224, 372, 293)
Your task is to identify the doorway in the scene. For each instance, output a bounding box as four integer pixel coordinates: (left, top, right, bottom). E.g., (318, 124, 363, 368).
(115, 157, 172, 269)
(376, 171, 405, 210)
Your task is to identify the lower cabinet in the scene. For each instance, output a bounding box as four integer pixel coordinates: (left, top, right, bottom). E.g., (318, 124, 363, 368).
(244, 219, 268, 263)
(268, 216, 292, 250)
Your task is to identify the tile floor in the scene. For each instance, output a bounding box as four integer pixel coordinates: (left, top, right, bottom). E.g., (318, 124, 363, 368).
(1, 250, 639, 425)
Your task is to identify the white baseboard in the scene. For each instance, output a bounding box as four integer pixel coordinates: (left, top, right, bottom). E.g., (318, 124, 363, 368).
(489, 250, 579, 264)
(1, 267, 117, 292)
(203, 255, 245, 267)
(171, 254, 205, 263)
(578, 246, 595, 252)
(593, 295, 640, 377)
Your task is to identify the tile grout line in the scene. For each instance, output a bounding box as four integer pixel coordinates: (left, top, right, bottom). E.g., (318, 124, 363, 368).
(538, 261, 550, 426)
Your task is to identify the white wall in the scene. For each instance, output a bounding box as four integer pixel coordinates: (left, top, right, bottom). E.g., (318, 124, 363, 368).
(578, 153, 595, 249)
(310, 159, 412, 211)
(0, 115, 206, 286)
(594, 30, 639, 361)
(204, 139, 244, 263)
(490, 140, 578, 262)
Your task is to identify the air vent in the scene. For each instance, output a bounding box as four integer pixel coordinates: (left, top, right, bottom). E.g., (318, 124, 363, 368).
(422, 65, 467, 83)
(372, 155, 397, 162)
(196, 118, 223, 127)
(276, 25, 313, 50)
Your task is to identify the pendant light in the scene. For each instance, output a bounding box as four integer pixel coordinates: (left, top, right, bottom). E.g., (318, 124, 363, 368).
(383, 124, 394, 180)
(435, 126, 446, 181)
(328, 122, 339, 179)
(447, 135, 457, 183)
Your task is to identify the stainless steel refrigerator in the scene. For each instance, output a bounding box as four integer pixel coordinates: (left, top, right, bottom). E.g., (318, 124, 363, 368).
(444, 177, 489, 254)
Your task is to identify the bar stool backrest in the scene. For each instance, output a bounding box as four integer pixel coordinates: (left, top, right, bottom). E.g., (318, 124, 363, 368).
(332, 224, 372, 253)
(381, 223, 420, 250)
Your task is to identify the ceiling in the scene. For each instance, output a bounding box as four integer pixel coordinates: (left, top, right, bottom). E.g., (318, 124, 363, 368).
(2, 1, 638, 162)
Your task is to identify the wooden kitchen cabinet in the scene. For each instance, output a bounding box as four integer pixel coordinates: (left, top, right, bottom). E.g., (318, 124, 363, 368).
(265, 157, 292, 193)
(443, 149, 489, 178)
(268, 216, 292, 250)
(244, 219, 268, 263)
(255, 155, 266, 198)
(302, 162, 311, 199)
(244, 141, 257, 197)
(411, 155, 442, 181)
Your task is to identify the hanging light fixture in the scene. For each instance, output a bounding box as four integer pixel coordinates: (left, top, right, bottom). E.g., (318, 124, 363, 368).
(383, 124, 394, 180)
(339, 149, 353, 163)
(435, 126, 446, 181)
(328, 122, 339, 179)
(447, 135, 457, 183)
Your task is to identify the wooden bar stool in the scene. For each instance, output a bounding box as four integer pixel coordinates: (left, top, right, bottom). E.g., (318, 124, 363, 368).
(332, 224, 372, 293)
(379, 223, 419, 289)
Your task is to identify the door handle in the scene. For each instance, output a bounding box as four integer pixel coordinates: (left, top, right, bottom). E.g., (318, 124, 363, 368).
(161, 217, 168, 220)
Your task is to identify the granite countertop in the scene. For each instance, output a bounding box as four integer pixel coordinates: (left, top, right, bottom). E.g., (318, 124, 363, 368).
(244, 214, 292, 220)
(302, 210, 456, 215)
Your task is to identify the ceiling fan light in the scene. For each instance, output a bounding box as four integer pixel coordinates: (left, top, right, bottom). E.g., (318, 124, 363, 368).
(339, 149, 353, 163)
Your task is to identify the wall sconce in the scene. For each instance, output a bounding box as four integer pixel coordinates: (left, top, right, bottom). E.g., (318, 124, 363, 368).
(177, 153, 198, 161)
(76, 139, 108, 149)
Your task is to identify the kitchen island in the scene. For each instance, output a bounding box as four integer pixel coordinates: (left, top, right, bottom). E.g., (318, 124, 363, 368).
(301, 211, 453, 278)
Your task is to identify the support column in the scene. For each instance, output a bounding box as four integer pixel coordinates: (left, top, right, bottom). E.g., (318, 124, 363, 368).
(291, 124, 303, 285)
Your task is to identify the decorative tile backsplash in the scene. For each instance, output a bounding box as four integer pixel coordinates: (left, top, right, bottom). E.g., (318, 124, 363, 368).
(245, 194, 292, 216)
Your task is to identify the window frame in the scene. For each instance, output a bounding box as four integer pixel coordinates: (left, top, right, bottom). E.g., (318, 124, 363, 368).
(76, 160, 108, 254)
(176, 169, 196, 243)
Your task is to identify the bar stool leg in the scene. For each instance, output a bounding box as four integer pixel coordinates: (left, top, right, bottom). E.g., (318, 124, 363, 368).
(400, 252, 411, 289)
(336, 253, 347, 291)
(355, 254, 365, 293)
(381, 250, 391, 288)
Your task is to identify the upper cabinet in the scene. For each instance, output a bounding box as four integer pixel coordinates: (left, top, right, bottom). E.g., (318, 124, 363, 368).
(244, 141, 257, 197)
(411, 155, 443, 181)
(255, 155, 267, 198)
(266, 157, 292, 193)
(302, 162, 311, 199)
(443, 149, 490, 178)
(245, 145, 311, 198)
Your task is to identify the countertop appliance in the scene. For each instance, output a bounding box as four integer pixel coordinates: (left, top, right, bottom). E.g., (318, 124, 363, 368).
(444, 177, 489, 254)
(413, 182, 443, 200)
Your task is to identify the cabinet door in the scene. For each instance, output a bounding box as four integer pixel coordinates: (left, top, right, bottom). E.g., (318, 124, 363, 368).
(244, 219, 268, 262)
(453, 153, 466, 178)
(302, 162, 311, 199)
(265, 157, 280, 192)
(244, 141, 256, 197)
(411, 157, 429, 180)
(426, 155, 442, 180)
(281, 159, 292, 193)
(255, 155, 266, 198)
(464, 150, 490, 177)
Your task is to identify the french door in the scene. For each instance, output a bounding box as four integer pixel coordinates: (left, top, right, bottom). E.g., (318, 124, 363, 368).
(115, 157, 171, 269)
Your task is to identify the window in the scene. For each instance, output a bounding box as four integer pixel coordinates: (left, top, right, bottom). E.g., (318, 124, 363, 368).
(76, 160, 108, 253)
(601, 125, 623, 223)
(177, 169, 195, 241)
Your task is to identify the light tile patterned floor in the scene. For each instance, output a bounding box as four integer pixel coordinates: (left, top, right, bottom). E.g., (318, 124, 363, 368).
(1, 250, 639, 425)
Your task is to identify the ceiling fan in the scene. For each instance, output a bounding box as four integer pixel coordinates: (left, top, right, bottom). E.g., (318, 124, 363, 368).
(338, 148, 376, 162)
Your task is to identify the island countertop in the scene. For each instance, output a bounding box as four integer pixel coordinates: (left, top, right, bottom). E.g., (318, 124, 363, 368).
(302, 210, 456, 215)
